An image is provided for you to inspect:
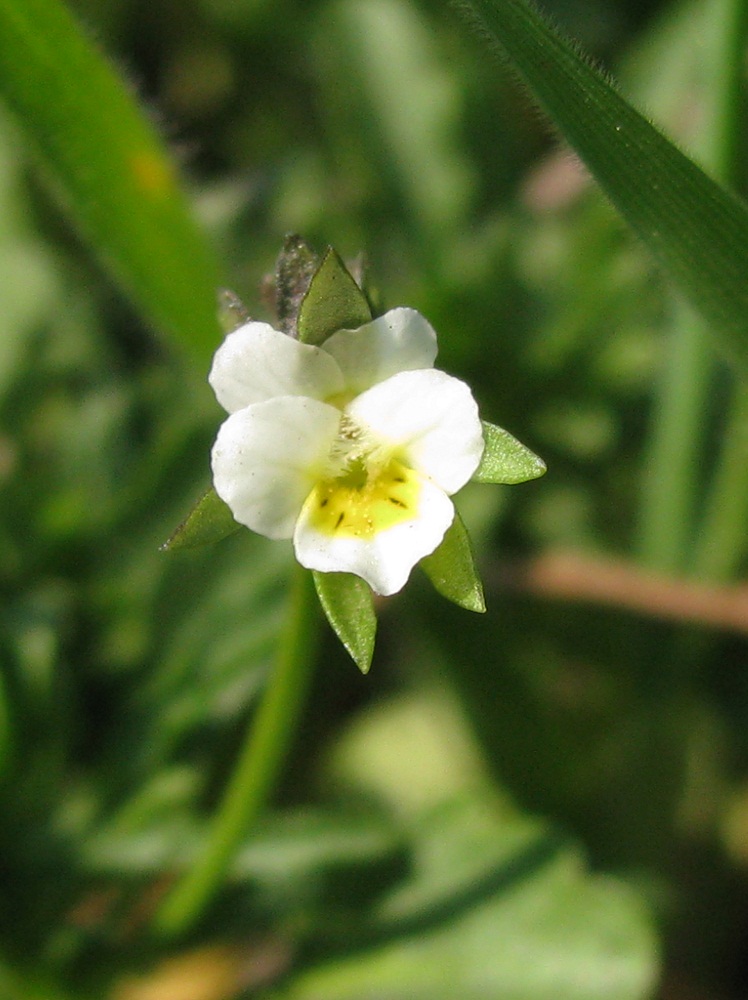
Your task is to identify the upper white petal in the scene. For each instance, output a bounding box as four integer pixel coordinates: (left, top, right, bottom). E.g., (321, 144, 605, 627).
(209, 321, 344, 413)
(293, 476, 455, 595)
(211, 396, 341, 540)
(322, 307, 438, 395)
(346, 369, 484, 494)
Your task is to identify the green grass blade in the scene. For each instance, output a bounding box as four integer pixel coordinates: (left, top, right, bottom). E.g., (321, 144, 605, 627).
(456, 0, 748, 370)
(0, 0, 220, 358)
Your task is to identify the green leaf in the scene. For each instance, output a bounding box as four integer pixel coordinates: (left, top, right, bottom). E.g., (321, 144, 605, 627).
(298, 247, 373, 346)
(161, 487, 240, 551)
(473, 421, 547, 484)
(420, 513, 485, 613)
(280, 798, 657, 1000)
(313, 571, 377, 673)
(317, 696, 657, 998)
(84, 800, 401, 887)
(457, 0, 748, 370)
(0, 0, 220, 358)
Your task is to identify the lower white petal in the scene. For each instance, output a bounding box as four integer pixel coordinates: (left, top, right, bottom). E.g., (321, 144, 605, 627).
(322, 308, 438, 396)
(212, 396, 340, 540)
(293, 471, 454, 596)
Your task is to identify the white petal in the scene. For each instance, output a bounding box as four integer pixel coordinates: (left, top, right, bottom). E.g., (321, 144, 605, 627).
(322, 307, 437, 395)
(211, 397, 341, 539)
(209, 321, 344, 413)
(294, 476, 454, 595)
(347, 369, 484, 494)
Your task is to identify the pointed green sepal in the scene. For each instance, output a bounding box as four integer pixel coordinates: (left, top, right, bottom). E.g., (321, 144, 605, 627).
(313, 571, 377, 674)
(275, 234, 321, 337)
(217, 288, 250, 334)
(297, 247, 373, 347)
(161, 487, 241, 551)
(420, 512, 486, 613)
(473, 421, 546, 485)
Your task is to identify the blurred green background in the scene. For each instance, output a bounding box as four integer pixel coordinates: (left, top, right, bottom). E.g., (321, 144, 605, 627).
(3, 0, 748, 996)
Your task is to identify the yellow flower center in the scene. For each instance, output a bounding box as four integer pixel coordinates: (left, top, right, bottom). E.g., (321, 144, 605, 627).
(307, 455, 421, 539)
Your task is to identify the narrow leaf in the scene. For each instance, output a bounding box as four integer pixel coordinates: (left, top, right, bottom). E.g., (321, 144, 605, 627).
(0, 0, 220, 358)
(457, 0, 748, 369)
(421, 513, 486, 612)
(298, 248, 373, 346)
(473, 421, 546, 484)
(313, 571, 377, 673)
(162, 487, 240, 551)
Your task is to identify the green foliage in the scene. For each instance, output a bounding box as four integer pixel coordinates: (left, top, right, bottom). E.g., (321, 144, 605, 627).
(0, 0, 220, 358)
(457, 0, 748, 370)
(282, 693, 658, 1000)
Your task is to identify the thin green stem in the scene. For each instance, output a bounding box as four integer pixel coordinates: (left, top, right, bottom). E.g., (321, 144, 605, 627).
(153, 563, 319, 939)
(636, 302, 712, 572)
(692, 384, 748, 579)
(637, 0, 748, 573)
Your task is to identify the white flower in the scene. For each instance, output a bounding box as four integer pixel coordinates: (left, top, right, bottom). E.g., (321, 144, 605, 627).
(209, 307, 484, 596)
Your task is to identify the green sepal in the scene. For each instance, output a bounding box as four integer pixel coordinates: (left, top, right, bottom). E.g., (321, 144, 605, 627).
(217, 288, 250, 334)
(161, 487, 241, 551)
(275, 234, 321, 337)
(473, 421, 546, 485)
(313, 571, 377, 674)
(297, 247, 373, 346)
(420, 512, 486, 613)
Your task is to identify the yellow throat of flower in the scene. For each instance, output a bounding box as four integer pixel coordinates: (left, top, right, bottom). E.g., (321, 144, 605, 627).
(307, 443, 421, 539)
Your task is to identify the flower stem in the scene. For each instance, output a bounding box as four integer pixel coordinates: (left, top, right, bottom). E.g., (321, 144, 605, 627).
(153, 563, 319, 939)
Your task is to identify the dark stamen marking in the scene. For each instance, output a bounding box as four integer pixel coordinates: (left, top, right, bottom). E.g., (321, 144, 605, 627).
(320, 498, 329, 507)
(393, 476, 405, 483)
(335, 512, 345, 528)
(389, 497, 406, 508)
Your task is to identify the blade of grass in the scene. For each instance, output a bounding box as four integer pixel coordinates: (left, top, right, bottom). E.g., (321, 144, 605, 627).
(687, 0, 748, 581)
(692, 384, 748, 580)
(0, 0, 220, 359)
(454, 0, 748, 371)
(638, 0, 748, 572)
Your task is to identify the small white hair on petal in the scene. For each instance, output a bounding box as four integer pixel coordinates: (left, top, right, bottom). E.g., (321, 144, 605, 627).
(209, 321, 344, 414)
